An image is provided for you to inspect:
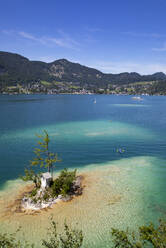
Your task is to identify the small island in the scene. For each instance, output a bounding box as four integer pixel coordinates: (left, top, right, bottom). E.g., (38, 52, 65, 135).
(22, 170, 82, 210)
(21, 130, 83, 211)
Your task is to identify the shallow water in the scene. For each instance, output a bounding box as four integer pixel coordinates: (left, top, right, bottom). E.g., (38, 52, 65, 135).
(0, 94, 166, 247)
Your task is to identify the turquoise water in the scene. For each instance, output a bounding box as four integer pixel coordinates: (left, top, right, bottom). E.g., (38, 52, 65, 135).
(0, 94, 166, 246)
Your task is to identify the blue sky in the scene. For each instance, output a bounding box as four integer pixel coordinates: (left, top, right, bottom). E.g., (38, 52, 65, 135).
(1, 0, 166, 74)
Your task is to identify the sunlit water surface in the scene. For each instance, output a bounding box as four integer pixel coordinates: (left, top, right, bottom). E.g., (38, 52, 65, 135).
(0, 94, 166, 247)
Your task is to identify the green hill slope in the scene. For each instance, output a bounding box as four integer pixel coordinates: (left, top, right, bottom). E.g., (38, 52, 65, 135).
(0, 51, 166, 88)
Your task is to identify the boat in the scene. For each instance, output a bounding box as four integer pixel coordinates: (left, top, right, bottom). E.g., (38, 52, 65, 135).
(94, 98, 96, 104)
(132, 96, 143, 101)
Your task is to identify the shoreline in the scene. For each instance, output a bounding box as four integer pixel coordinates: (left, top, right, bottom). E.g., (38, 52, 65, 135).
(1, 175, 84, 217)
(0, 92, 164, 96)
(21, 175, 83, 211)
(0, 156, 162, 247)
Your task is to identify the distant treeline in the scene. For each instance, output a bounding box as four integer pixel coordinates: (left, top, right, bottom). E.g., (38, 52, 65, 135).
(1, 51, 166, 91)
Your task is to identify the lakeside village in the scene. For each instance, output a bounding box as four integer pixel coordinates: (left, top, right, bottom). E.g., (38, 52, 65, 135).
(0, 80, 160, 95)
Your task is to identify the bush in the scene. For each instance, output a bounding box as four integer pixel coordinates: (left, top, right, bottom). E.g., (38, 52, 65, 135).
(42, 218, 83, 248)
(0, 229, 34, 248)
(111, 219, 166, 248)
(30, 188, 38, 197)
(51, 169, 76, 197)
(0, 219, 83, 248)
(43, 192, 50, 202)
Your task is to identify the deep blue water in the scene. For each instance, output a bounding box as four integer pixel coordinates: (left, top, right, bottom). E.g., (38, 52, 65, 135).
(1, 94, 166, 247)
(0, 94, 166, 189)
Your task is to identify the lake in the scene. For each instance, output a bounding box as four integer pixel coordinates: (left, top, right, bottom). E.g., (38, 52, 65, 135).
(0, 94, 166, 247)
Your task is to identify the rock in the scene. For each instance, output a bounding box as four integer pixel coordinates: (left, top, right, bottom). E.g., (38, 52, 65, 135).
(72, 176, 82, 195)
(21, 175, 83, 211)
(61, 195, 72, 202)
(58, 194, 63, 199)
(73, 176, 81, 188)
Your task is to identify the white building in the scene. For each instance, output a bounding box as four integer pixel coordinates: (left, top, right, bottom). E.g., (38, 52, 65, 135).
(41, 172, 52, 189)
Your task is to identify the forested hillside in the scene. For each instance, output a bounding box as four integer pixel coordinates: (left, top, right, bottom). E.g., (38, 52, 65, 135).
(1, 51, 166, 88)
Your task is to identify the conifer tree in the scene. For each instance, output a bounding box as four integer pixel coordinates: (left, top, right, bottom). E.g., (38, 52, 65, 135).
(30, 130, 60, 178)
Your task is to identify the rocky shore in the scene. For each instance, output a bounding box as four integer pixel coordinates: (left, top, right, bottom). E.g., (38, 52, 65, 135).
(21, 176, 83, 211)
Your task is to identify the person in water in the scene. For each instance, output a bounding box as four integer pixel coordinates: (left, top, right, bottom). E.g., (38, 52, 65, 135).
(116, 148, 125, 153)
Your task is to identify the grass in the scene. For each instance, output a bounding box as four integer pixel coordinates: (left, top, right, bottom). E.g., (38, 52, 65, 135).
(53, 81, 65, 86)
(7, 86, 18, 89)
(69, 85, 80, 89)
(40, 81, 52, 86)
(128, 81, 156, 86)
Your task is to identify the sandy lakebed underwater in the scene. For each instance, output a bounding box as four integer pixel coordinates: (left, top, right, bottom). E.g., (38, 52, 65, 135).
(0, 94, 166, 247)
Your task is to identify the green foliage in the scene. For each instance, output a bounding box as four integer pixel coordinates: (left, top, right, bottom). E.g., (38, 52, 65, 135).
(139, 219, 166, 248)
(43, 191, 50, 201)
(0, 218, 83, 248)
(148, 81, 166, 95)
(1, 51, 166, 93)
(1, 218, 166, 247)
(111, 219, 166, 248)
(42, 218, 83, 248)
(31, 130, 60, 176)
(0, 51, 50, 86)
(0, 228, 34, 248)
(111, 228, 142, 248)
(20, 166, 41, 188)
(41, 81, 52, 87)
(51, 178, 62, 196)
(30, 187, 38, 197)
(51, 169, 76, 197)
(21, 130, 60, 188)
(32, 197, 38, 204)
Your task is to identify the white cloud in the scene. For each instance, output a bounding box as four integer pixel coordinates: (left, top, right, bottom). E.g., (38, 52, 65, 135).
(19, 31, 36, 40)
(2, 30, 80, 50)
(152, 42, 166, 51)
(88, 61, 166, 74)
(18, 31, 79, 49)
(2, 30, 15, 35)
(57, 30, 80, 46)
(123, 32, 166, 38)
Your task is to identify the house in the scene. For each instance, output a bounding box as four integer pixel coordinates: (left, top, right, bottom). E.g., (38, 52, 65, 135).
(41, 172, 52, 189)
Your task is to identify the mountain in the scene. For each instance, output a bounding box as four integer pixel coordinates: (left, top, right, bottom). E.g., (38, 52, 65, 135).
(0, 51, 166, 88)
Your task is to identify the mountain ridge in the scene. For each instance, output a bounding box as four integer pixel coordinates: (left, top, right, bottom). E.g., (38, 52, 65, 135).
(0, 51, 166, 88)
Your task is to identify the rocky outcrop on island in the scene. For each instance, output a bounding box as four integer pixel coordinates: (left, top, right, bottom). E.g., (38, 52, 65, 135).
(21, 176, 83, 211)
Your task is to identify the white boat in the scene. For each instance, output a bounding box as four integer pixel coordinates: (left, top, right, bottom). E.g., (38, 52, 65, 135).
(132, 96, 143, 101)
(94, 98, 96, 104)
